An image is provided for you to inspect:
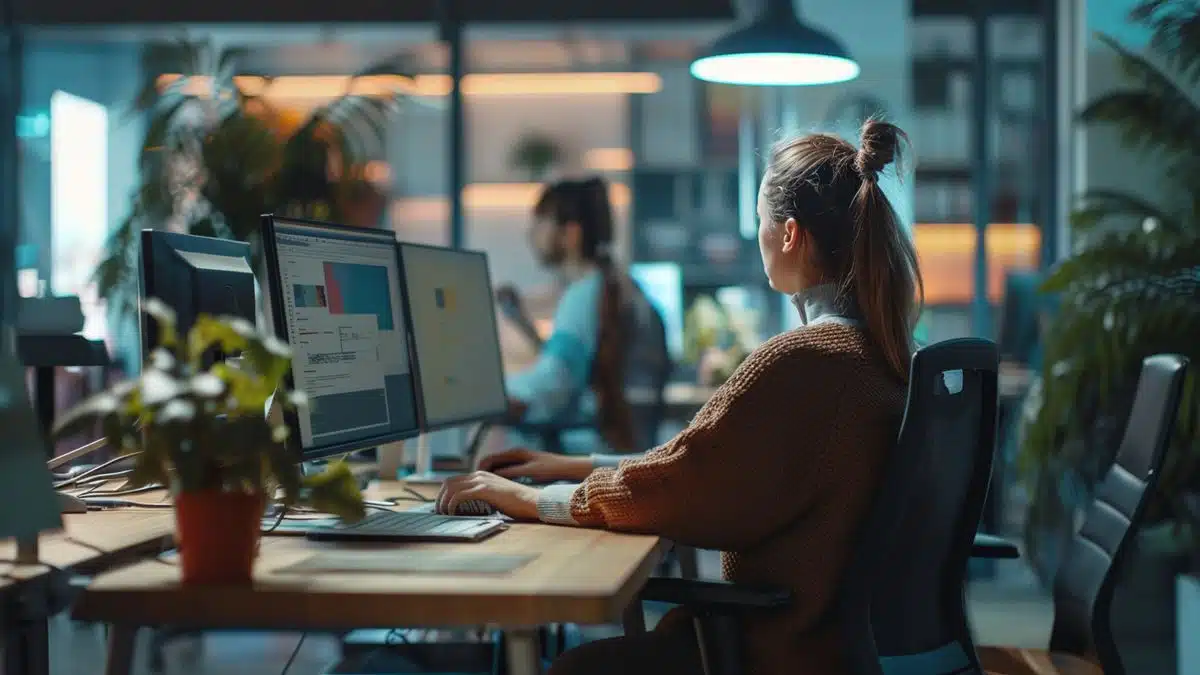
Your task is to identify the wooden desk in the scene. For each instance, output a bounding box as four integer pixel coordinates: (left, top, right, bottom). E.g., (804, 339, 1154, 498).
(1, 508, 174, 675)
(74, 483, 666, 675)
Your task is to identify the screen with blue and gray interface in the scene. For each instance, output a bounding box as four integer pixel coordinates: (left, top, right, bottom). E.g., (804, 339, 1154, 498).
(272, 221, 419, 452)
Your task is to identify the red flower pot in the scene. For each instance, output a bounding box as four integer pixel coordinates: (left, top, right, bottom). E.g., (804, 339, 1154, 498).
(174, 491, 264, 585)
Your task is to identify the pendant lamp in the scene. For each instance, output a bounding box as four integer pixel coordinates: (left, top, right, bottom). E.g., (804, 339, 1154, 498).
(690, 0, 860, 86)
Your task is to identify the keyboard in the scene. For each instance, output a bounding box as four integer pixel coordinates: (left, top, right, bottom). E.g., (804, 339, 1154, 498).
(407, 500, 496, 517)
(304, 510, 507, 543)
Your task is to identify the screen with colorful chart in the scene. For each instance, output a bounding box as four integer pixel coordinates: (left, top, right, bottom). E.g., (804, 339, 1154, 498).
(269, 220, 419, 454)
(398, 243, 507, 429)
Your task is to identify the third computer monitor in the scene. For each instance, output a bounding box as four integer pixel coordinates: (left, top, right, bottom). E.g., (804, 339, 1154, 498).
(261, 215, 421, 460)
(397, 243, 508, 431)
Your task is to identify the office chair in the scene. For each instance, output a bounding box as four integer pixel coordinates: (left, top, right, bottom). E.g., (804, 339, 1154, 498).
(629, 338, 1001, 675)
(977, 354, 1188, 675)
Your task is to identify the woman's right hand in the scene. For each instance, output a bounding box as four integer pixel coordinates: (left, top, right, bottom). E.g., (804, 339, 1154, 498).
(478, 448, 593, 483)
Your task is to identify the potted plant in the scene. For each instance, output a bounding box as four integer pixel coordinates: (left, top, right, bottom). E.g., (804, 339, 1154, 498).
(51, 300, 365, 584)
(94, 41, 408, 326)
(508, 132, 565, 181)
(683, 295, 750, 387)
(1018, 0, 1200, 655)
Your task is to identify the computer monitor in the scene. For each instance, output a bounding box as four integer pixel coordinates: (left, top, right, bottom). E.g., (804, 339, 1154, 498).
(260, 215, 421, 461)
(396, 242, 508, 431)
(139, 230, 256, 361)
(630, 262, 684, 359)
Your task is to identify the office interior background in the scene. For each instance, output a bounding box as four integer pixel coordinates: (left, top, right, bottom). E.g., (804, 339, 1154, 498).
(2, 0, 1198, 673)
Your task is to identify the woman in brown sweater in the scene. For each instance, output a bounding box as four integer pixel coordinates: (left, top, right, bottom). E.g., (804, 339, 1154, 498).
(437, 120, 924, 675)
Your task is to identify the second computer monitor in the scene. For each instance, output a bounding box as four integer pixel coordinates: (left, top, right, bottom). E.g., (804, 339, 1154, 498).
(261, 215, 421, 460)
(397, 243, 507, 430)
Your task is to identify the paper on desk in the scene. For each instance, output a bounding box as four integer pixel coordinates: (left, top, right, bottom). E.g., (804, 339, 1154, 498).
(275, 550, 536, 575)
(0, 354, 63, 539)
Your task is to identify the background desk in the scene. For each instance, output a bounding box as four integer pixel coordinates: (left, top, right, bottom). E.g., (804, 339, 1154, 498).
(75, 483, 666, 675)
(634, 368, 1034, 422)
(0, 508, 175, 675)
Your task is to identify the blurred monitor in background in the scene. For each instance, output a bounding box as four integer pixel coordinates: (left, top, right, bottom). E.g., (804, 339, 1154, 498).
(629, 262, 684, 360)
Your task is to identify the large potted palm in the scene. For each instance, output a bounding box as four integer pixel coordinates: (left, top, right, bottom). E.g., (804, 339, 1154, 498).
(95, 41, 406, 325)
(1019, 0, 1200, 657)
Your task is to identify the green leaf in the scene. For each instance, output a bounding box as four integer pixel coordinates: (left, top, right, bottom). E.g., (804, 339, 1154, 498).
(1133, 0, 1200, 87)
(129, 452, 170, 488)
(263, 440, 301, 506)
(1069, 189, 1180, 235)
(51, 391, 124, 440)
(187, 314, 251, 366)
(143, 298, 179, 348)
(210, 361, 275, 415)
(302, 462, 366, 523)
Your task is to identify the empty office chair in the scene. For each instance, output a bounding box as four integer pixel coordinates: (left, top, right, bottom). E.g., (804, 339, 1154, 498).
(630, 338, 1001, 675)
(977, 354, 1188, 675)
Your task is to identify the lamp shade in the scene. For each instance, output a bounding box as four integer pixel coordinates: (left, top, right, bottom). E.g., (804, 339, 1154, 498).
(691, 0, 859, 86)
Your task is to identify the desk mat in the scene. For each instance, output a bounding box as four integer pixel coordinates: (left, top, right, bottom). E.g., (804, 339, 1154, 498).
(274, 550, 537, 575)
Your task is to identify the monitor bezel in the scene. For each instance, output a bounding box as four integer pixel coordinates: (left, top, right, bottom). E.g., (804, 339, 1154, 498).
(396, 241, 509, 433)
(260, 214, 422, 462)
(138, 229, 254, 364)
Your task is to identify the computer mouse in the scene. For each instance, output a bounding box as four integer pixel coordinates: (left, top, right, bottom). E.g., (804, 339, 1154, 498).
(453, 499, 498, 517)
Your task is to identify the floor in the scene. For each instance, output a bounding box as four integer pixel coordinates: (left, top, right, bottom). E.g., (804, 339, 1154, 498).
(37, 550, 1179, 675)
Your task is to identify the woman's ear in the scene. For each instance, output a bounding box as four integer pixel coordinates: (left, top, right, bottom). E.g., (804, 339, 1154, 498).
(780, 218, 801, 253)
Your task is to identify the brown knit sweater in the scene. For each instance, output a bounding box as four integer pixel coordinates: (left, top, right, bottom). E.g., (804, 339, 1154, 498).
(538, 322, 906, 675)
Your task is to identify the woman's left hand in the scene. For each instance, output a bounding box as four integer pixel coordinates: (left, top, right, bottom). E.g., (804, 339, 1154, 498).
(435, 471, 540, 521)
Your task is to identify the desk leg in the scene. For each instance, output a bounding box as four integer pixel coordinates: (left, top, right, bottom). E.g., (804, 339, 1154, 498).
(104, 625, 137, 675)
(34, 366, 55, 441)
(677, 545, 699, 580)
(3, 619, 51, 675)
(503, 628, 543, 675)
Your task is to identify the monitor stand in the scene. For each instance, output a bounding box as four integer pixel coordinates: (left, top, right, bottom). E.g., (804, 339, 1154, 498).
(404, 426, 489, 485)
(402, 433, 446, 484)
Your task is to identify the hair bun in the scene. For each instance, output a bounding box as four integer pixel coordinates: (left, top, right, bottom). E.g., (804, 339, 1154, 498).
(855, 119, 906, 178)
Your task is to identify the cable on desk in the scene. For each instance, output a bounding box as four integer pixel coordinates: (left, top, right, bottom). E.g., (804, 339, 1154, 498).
(403, 487, 433, 503)
(54, 453, 141, 489)
(386, 629, 411, 645)
(262, 505, 288, 534)
(80, 498, 174, 509)
(70, 469, 135, 486)
(280, 633, 307, 675)
(73, 484, 163, 498)
(77, 482, 104, 497)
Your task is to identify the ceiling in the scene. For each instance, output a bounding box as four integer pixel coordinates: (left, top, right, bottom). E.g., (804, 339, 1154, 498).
(21, 0, 924, 75)
(14, 0, 737, 25)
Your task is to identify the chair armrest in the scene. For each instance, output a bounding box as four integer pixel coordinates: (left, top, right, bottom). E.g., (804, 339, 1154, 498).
(640, 578, 792, 613)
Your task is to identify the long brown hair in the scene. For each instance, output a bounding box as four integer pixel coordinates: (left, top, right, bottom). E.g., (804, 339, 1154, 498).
(762, 120, 924, 380)
(534, 177, 634, 451)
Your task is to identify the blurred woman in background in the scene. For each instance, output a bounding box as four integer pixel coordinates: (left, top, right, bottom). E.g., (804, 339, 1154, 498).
(503, 176, 669, 457)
